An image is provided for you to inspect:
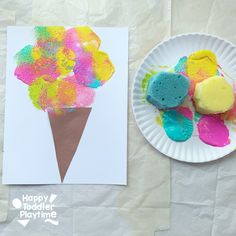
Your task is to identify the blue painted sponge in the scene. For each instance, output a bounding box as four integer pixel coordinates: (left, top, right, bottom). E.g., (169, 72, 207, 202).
(146, 72, 190, 109)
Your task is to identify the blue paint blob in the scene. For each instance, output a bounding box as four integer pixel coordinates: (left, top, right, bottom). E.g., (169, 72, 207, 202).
(162, 110, 193, 142)
(174, 56, 187, 74)
(88, 79, 101, 88)
(146, 71, 190, 109)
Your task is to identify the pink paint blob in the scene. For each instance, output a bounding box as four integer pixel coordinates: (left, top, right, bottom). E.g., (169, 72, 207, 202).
(73, 51, 95, 85)
(64, 75, 95, 107)
(188, 80, 195, 98)
(14, 58, 59, 85)
(176, 106, 193, 120)
(197, 115, 230, 147)
(76, 85, 95, 107)
(64, 28, 82, 55)
(14, 64, 36, 85)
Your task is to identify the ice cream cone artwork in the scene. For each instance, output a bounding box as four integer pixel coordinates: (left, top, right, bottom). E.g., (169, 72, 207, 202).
(48, 108, 91, 182)
(14, 26, 115, 182)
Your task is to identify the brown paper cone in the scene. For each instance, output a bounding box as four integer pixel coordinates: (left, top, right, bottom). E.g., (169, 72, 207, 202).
(48, 107, 92, 182)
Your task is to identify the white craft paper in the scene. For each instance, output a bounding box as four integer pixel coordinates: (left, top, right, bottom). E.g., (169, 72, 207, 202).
(3, 26, 128, 185)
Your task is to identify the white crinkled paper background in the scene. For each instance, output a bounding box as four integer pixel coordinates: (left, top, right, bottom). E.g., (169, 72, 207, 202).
(0, 7, 15, 223)
(0, 0, 171, 235)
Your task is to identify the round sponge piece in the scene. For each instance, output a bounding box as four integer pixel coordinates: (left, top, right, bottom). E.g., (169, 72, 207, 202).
(146, 71, 190, 109)
(193, 76, 234, 114)
(186, 50, 217, 82)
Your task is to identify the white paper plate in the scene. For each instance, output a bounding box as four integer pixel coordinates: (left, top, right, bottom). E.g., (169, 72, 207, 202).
(132, 33, 236, 163)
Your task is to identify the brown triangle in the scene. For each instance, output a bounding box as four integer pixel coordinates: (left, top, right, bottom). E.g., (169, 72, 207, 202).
(48, 107, 91, 182)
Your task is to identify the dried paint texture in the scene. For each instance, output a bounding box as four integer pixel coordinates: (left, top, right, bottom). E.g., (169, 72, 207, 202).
(15, 26, 115, 113)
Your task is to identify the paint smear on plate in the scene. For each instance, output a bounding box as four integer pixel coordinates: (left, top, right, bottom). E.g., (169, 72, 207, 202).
(176, 106, 193, 120)
(162, 110, 193, 142)
(197, 115, 230, 147)
(141, 70, 157, 94)
(156, 112, 163, 127)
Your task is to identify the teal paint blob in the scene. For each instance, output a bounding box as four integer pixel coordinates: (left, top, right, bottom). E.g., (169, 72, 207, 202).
(174, 56, 187, 74)
(15, 45, 34, 65)
(162, 110, 193, 142)
(88, 79, 101, 88)
(194, 112, 202, 122)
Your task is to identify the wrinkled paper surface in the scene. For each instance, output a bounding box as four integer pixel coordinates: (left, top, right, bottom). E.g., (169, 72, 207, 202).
(157, 1, 236, 236)
(0, 7, 15, 223)
(0, 0, 171, 235)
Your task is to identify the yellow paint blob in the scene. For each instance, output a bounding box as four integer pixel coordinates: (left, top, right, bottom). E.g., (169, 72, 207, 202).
(75, 26, 101, 52)
(194, 76, 234, 114)
(29, 77, 47, 110)
(92, 51, 115, 82)
(47, 26, 65, 42)
(186, 50, 217, 82)
(56, 47, 75, 76)
(31, 47, 42, 61)
(156, 113, 163, 127)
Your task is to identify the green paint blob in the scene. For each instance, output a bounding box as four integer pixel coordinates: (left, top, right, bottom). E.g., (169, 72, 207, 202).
(156, 115, 163, 127)
(162, 110, 193, 142)
(35, 26, 51, 40)
(141, 70, 157, 93)
(15, 45, 34, 65)
(28, 77, 45, 110)
(28, 77, 59, 110)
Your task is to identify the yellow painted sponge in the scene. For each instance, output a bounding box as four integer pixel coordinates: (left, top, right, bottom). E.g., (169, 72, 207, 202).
(186, 50, 217, 82)
(194, 76, 234, 114)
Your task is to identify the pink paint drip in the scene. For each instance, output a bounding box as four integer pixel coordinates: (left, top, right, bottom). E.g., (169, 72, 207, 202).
(176, 107, 193, 120)
(197, 115, 230, 147)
